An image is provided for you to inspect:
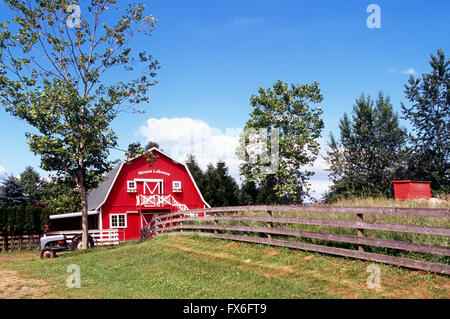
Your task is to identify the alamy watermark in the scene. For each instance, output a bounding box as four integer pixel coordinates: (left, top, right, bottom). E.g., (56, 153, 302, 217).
(366, 4, 381, 29)
(66, 264, 81, 288)
(366, 264, 381, 289)
(237, 128, 280, 174)
(66, 4, 81, 29)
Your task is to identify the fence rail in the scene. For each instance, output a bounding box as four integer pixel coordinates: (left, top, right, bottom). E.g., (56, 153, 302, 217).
(153, 205, 450, 275)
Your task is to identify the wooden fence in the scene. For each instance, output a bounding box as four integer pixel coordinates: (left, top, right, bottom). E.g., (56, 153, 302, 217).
(1, 234, 41, 251)
(152, 205, 450, 275)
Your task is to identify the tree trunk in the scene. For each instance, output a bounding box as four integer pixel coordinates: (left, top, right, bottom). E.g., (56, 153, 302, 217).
(77, 169, 89, 250)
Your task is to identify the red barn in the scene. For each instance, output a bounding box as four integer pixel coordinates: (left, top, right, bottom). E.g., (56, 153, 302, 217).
(46, 148, 209, 243)
(392, 180, 431, 200)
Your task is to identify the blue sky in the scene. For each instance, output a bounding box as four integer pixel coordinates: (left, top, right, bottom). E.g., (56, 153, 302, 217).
(0, 0, 449, 199)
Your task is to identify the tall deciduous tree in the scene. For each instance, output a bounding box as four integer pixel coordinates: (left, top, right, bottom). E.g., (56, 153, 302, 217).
(0, 1, 159, 248)
(40, 175, 81, 214)
(238, 80, 324, 203)
(325, 93, 407, 201)
(401, 49, 449, 193)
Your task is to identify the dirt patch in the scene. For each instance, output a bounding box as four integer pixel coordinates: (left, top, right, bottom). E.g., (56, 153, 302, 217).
(0, 271, 49, 299)
(0, 253, 38, 261)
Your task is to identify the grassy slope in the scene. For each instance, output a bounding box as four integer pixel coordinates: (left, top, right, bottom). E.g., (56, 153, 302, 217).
(1, 235, 449, 299)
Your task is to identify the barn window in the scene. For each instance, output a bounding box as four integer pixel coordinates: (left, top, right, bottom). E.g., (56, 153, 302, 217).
(110, 214, 127, 228)
(173, 181, 182, 192)
(127, 181, 136, 192)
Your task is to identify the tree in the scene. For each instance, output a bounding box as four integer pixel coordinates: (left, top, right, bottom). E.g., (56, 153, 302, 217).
(238, 80, 324, 203)
(203, 161, 240, 207)
(325, 93, 407, 201)
(125, 141, 158, 165)
(19, 166, 43, 205)
(0, 207, 9, 251)
(0, 175, 27, 207)
(126, 142, 145, 159)
(401, 49, 449, 194)
(145, 141, 160, 150)
(238, 180, 259, 205)
(0, 1, 159, 248)
(185, 154, 205, 193)
(40, 175, 81, 214)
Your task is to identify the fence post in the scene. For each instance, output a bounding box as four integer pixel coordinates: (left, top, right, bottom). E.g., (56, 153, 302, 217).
(357, 213, 364, 252)
(267, 211, 273, 239)
(213, 212, 218, 234)
(4, 234, 9, 252)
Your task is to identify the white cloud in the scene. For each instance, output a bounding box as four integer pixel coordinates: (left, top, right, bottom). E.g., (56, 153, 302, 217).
(137, 117, 243, 182)
(307, 139, 332, 201)
(388, 68, 417, 75)
(0, 166, 6, 178)
(136, 118, 332, 200)
(403, 68, 416, 75)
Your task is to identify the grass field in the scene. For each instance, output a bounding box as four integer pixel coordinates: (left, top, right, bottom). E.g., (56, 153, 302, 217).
(0, 235, 449, 299)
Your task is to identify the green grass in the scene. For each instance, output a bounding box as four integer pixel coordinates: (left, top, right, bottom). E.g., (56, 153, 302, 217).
(0, 235, 449, 298)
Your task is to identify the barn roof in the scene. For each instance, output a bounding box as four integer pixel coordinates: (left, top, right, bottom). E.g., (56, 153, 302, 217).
(87, 147, 210, 211)
(87, 164, 122, 211)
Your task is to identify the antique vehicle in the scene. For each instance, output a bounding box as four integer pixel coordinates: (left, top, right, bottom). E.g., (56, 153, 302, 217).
(40, 234, 94, 259)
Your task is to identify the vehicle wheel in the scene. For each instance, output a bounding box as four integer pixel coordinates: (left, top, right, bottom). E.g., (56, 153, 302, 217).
(40, 248, 55, 259)
(70, 234, 95, 251)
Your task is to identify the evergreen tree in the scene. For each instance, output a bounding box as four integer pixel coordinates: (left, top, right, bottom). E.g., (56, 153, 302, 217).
(203, 161, 240, 207)
(19, 166, 42, 205)
(238, 181, 259, 205)
(325, 93, 407, 201)
(185, 154, 205, 193)
(256, 176, 290, 204)
(401, 49, 449, 193)
(0, 176, 27, 207)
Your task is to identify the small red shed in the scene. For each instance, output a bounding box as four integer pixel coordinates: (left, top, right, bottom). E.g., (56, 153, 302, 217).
(392, 180, 431, 200)
(46, 148, 210, 242)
